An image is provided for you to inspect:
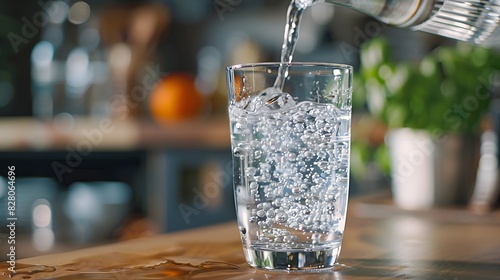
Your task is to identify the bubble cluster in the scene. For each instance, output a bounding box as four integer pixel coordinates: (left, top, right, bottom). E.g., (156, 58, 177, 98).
(230, 89, 350, 249)
(241, 87, 296, 113)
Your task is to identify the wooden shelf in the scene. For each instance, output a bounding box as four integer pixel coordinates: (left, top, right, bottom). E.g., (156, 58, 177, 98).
(353, 192, 500, 225)
(0, 117, 230, 151)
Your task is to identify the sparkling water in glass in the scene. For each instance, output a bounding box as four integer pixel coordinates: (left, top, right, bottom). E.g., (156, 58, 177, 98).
(226, 62, 353, 271)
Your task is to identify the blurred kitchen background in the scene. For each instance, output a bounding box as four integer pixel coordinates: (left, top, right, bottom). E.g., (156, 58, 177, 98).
(0, 0, 499, 260)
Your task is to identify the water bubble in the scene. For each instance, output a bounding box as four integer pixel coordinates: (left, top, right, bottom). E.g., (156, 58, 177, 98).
(239, 226, 247, 235)
(254, 150, 262, 159)
(310, 108, 322, 117)
(233, 122, 245, 134)
(264, 192, 275, 200)
(258, 173, 272, 182)
(305, 197, 316, 206)
(250, 140, 260, 147)
(281, 197, 292, 208)
(320, 223, 330, 232)
(263, 92, 296, 111)
(294, 123, 305, 133)
(326, 194, 336, 201)
(246, 87, 297, 113)
(266, 209, 276, 218)
(258, 235, 270, 242)
(262, 202, 272, 210)
(233, 147, 245, 157)
(272, 188, 282, 198)
(257, 210, 266, 218)
(311, 233, 321, 244)
(285, 153, 296, 162)
(301, 133, 312, 142)
(260, 163, 272, 173)
(293, 112, 306, 123)
(273, 198, 282, 207)
(249, 182, 259, 190)
(291, 187, 301, 194)
(246, 167, 257, 176)
(303, 150, 314, 160)
(283, 235, 297, 243)
(318, 142, 328, 149)
(315, 161, 329, 169)
(317, 150, 327, 159)
(275, 211, 288, 223)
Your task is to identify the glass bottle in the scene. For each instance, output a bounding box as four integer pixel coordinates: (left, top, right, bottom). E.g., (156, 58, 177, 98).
(322, 0, 500, 47)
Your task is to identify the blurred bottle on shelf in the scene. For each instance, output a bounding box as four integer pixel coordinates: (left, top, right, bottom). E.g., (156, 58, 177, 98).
(31, 1, 113, 120)
(99, 2, 170, 119)
(64, 181, 132, 244)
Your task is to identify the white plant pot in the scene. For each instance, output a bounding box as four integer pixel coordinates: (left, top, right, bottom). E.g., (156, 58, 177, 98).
(386, 128, 479, 210)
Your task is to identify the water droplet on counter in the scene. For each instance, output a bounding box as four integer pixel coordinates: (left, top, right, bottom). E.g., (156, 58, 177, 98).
(0, 263, 56, 278)
(0, 242, 247, 280)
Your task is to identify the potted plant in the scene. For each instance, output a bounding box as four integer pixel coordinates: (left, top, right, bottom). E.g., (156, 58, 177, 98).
(354, 37, 500, 210)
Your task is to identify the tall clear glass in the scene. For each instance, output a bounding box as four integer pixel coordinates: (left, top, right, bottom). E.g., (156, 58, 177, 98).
(226, 62, 353, 271)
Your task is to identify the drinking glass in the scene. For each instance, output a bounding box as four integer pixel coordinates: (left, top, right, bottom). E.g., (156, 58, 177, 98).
(226, 62, 353, 271)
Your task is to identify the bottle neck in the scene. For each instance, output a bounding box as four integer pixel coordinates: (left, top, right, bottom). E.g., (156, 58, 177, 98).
(323, 0, 436, 27)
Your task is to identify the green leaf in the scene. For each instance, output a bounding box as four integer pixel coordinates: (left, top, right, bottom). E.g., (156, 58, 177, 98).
(355, 36, 500, 135)
(374, 145, 390, 174)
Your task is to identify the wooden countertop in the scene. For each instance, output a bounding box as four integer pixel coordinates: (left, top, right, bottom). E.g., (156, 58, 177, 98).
(3, 198, 500, 279)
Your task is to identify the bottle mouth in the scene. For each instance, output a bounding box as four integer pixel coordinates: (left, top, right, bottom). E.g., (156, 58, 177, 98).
(411, 0, 500, 45)
(399, 0, 439, 27)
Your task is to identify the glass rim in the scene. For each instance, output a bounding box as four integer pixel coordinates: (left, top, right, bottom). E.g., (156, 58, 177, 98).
(227, 62, 353, 71)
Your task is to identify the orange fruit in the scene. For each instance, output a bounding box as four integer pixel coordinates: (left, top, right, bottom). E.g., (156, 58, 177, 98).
(149, 73, 205, 123)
